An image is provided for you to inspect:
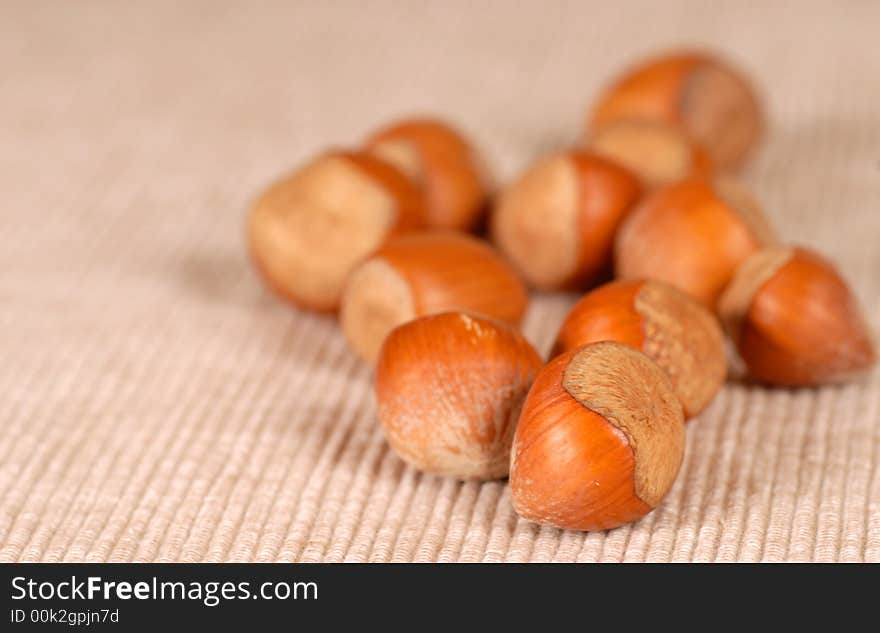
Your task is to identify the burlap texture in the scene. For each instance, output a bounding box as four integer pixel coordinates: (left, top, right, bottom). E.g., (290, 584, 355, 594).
(1, 0, 878, 562)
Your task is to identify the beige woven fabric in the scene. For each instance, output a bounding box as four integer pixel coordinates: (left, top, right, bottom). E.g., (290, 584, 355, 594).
(1, 0, 879, 562)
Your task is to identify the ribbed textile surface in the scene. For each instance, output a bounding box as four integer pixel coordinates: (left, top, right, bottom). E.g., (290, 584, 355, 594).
(1, 0, 879, 562)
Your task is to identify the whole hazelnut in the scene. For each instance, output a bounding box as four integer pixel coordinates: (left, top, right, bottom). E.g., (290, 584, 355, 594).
(589, 50, 763, 169)
(491, 151, 641, 290)
(719, 246, 876, 386)
(510, 341, 685, 531)
(589, 119, 713, 188)
(375, 311, 543, 480)
(247, 150, 425, 311)
(365, 117, 491, 231)
(554, 280, 726, 418)
(340, 231, 529, 363)
(614, 177, 777, 309)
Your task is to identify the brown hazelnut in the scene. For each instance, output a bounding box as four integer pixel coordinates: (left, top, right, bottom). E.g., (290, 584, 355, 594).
(247, 150, 425, 311)
(375, 311, 543, 480)
(590, 50, 763, 169)
(365, 117, 491, 231)
(510, 341, 685, 531)
(340, 231, 529, 363)
(719, 246, 876, 386)
(554, 280, 726, 418)
(491, 150, 641, 289)
(589, 119, 713, 187)
(614, 177, 777, 309)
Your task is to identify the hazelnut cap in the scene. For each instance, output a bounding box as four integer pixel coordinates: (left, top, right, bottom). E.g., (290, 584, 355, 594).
(589, 119, 713, 187)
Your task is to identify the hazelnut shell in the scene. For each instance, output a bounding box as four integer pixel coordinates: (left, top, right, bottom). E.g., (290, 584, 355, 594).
(366, 118, 490, 231)
(510, 341, 685, 531)
(719, 246, 876, 386)
(589, 119, 713, 188)
(614, 177, 776, 309)
(247, 150, 425, 311)
(491, 150, 641, 290)
(590, 50, 763, 169)
(554, 280, 726, 417)
(375, 312, 543, 480)
(340, 231, 529, 363)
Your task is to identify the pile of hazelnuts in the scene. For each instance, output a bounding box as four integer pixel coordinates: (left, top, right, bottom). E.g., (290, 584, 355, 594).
(247, 50, 876, 532)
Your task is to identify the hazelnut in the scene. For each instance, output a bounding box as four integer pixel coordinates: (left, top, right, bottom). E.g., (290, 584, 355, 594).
(375, 311, 543, 479)
(590, 50, 763, 169)
(365, 117, 490, 231)
(554, 280, 726, 418)
(490, 151, 641, 290)
(247, 150, 425, 311)
(719, 246, 876, 386)
(340, 231, 529, 363)
(614, 177, 777, 309)
(589, 119, 713, 187)
(510, 341, 685, 531)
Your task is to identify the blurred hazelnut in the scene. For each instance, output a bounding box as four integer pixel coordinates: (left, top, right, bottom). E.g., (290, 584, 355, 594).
(366, 117, 491, 231)
(590, 50, 763, 169)
(491, 151, 641, 289)
(248, 150, 425, 311)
